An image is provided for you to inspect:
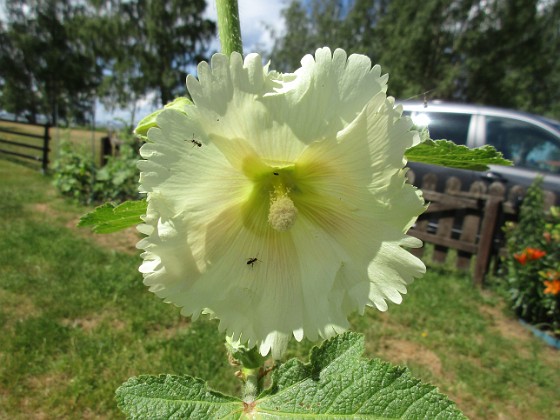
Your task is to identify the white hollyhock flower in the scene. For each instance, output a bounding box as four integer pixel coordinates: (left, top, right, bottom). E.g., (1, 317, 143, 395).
(137, 48, 426, 359)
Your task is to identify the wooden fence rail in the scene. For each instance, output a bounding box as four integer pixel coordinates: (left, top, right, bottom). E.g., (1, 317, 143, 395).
(0, 118, 51, 173)
(407, 170, 557, 286)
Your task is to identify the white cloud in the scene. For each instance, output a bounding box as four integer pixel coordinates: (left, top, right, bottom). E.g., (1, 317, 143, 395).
(238, 0, 285, 54)
(205, 0, 285, 55)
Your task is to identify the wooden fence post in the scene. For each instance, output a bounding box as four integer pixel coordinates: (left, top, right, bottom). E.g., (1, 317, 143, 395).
(456, 181, 487, 270)
(433, 177, 461, 263)
(42, 123, 51, 173)
(411, 172, 438, 259)
(473, 182, 505, 286)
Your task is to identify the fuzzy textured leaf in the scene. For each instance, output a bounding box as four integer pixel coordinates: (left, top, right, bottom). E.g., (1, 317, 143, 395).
(406, 139, 512, 170)
(115, 375, 242, 419)
(115, 333, 465, 419)
(78, 200, 147, 233)
(253, 332, 466, 419)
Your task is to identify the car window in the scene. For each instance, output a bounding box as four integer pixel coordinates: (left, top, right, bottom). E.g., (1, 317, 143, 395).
(485, 116, 560, 174)
(407, 111, 470, 145)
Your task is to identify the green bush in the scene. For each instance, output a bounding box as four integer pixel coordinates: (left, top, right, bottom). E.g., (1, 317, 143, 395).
(94, 139, 140, 202)
(503, 177, 560, 336)
(53, 128, 142, 204)
(52, 143, 97, 203)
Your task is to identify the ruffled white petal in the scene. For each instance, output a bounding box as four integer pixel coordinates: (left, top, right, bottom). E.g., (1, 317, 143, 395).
(137, 47, 426, 358)
(267, 48, 388, 143)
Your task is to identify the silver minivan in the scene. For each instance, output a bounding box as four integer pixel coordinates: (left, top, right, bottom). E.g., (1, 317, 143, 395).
(401, 101, 560, 199)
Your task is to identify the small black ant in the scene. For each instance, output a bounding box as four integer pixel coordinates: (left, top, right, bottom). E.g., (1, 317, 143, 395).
(273, 172, 279, 176)
(246, 256, 262, 268)
(186, 134, 202, 148)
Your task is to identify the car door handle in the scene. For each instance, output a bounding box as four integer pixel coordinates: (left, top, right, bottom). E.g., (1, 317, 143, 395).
(481, 171, 507, 182)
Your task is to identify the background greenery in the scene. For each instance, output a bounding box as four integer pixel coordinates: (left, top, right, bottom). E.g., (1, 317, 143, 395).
(271, 0, 560, 119)
(1, 159, 559, 419)
(1, 0, 559, 126)
(52, 126, 141, 204)
(0, 0, 215, 125)
(503, 178, 560, 334)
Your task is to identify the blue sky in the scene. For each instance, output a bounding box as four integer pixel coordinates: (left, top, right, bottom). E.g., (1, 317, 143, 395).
(98, 0, 286, 126)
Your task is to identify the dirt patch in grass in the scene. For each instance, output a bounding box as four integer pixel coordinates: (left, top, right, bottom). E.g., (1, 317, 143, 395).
(65, 214, 140, 255)
(79, 223, 139, 255)
(19, 373, 72, 419)
(377, 338, 444, 377)
(479, 304, 532, 343)
(477, 301, 560, 365)
(149, 316, 191, 340)
(60, 311, 127, 333)
(479, 295, 560, 365)
(25, 372, 70, 394)
(31, 202, 139, 255)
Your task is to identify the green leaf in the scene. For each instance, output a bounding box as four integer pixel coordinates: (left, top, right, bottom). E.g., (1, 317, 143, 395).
(255, 332, 466, 419)
(115, 333, 465, 419)
(134, 97, 192, 140)
(406, 139, 512, 171)
(78, 200, 147, 233)
(115, 375, 243, 419)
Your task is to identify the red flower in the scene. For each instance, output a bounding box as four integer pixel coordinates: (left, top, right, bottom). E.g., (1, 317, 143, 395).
(526, 248, 546, 260)
(514, 252, 528, 265)
(544, 279, 560, 296)
(514, 248, 546, 265)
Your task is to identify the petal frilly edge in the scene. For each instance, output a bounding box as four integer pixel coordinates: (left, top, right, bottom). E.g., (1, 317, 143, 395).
(137, 48, 427, 358)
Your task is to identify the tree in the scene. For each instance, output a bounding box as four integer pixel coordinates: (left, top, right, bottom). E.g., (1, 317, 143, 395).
(113, 0, 216, 107)
(374, 0, 470, 100)
(0, 20, 39, 120)
(271, 0, 560, 119)
(271, 0, 468, 100)
(0, 0, 102, 124)
(0, 0, 216, 124)
(457, 0, 560, 117)
(269, 0, 387, 72)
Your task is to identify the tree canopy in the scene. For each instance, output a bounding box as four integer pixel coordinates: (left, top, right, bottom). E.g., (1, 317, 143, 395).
(270, 0, 560, 119)
(1, 0, 558, 122)
(0, 0, 101, 124)
(102, 0, 215, 110)
(0, 0, 216, 125)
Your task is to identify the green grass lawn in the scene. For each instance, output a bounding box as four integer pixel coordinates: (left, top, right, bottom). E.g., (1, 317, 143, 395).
(1, 159, 558, 419)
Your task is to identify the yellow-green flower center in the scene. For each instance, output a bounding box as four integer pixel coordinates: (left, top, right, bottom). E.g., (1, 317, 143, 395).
(243, 158, 302, 233)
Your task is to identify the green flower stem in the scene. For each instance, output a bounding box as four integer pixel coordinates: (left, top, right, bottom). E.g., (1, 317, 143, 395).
(241, 367, 261, 403)
(216, 0, 243, 56)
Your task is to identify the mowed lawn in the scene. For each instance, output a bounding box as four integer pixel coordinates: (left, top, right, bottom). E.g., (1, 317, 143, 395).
(0, 159, 558, 419)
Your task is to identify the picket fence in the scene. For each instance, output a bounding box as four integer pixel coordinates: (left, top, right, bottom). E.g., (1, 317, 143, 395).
(407, 170, 557, 286)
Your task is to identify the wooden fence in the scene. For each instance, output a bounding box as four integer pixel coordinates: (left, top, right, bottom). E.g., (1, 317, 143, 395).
(407, 170, 557, 286)
(0, 118, 51, 172)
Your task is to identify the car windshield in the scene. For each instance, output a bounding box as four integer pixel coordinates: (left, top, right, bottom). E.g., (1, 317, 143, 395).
(485, 116, 560, 175)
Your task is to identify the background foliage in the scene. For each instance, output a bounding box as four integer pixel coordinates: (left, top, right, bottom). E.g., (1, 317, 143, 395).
(1, 0, 559, 124)
(270, 0, 560, 119)
(0, 0, 215, 126)
(52, 127, 142, 204)
(503, 178, 560, 335)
